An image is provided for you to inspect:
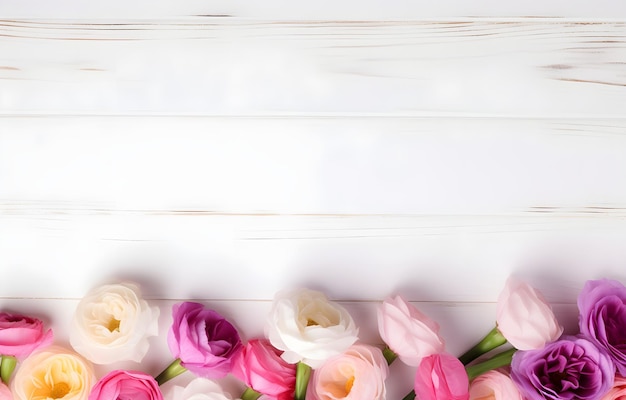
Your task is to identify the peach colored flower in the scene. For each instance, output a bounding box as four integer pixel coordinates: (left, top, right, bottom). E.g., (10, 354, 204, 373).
(70, 282, 159, 364)
(308, 344, 388, 400)
(11, 346, 94, 400)
(469, 370, 522, 400)
(496, 278, 562, 350)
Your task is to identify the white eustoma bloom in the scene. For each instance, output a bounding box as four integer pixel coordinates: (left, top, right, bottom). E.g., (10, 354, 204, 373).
(70, 282, 159, 364)
(266, 288, 359, 369)
(165, 378, 240, 400)
(496, 278, 563, 350)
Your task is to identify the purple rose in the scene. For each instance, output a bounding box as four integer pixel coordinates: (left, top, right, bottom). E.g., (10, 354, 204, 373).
(578, 279, 626, 375)
(167, 302, 242, 378)
(511, 336, 614, 400)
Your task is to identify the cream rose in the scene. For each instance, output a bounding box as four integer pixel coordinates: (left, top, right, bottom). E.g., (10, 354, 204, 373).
(70, 282, 159, 364)
(11, 346, 94, 400)
(265, 289, 358, 369)
(164, 378, 239, 400)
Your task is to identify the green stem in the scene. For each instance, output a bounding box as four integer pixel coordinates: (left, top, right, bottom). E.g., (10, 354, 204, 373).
(382, 345, 398, 365)
(241, 387, 262, 400)
(465, 348, 516, 381)
(458, 326, 507, 365)
(402, 390, 416, 400)
(0, 356, 16, 385)
(294, 362, 312, 400)
(155, 358, 187, 386)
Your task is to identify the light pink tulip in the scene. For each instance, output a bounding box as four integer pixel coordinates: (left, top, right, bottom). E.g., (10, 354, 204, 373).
(469, 370, 522, 400)
(308, 344, 388, 400)
(377, 295, 444, 366)
(496, 278, 562, 350)
(602, 375, 626, 400)
(414, 353, 469, 400)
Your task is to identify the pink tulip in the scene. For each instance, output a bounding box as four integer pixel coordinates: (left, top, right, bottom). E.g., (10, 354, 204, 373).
(0, 312, 53, 359)
(469, 370, 522, 400)
(0, 383, 12, 400)
(414, 353, 469, 400)
(377, 296, 445, 366)
(232, 339, 296, 400)
(496, 278, 562, 350)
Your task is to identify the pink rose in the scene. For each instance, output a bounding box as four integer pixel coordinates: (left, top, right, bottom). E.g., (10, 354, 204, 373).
(0, 383, 12, 400)
(308, 344, 388, 400)
(414, 353, 469, 400)
(167, 302, 242, 378)
(0, 312, 53, 358)
(496, 278, 562, 350)
(377, 296, 445, 366)
(232, 339, 296, 400)
(602, 375, 626, 400)
(89, 370, 162, 400)
(469, 370, 522, 400)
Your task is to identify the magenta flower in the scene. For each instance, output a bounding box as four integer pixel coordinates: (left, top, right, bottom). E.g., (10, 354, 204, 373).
(0, 312, 53, 359)
(232, 339, 296, 400)
(414, 352, 469, 400)
(89, 370, 162, 400)
(511, 336, 614, 400)
(167, 302, 242, 379)
(578, 279, 626, 375)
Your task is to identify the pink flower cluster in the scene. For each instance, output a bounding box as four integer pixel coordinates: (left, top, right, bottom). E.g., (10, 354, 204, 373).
(2, 277, 626, 400)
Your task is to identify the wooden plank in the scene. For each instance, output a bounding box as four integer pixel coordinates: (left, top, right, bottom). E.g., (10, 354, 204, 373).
(2, 209, 626, 301)
(0, 21, 625, 116)
(2, 116, 626, 214)
(0, 298, 579, 399)
(1, 1, 625, 19)
(2, 116, 626, 301)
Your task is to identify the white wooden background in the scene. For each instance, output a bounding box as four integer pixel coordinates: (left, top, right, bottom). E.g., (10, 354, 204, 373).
(1, 1, 626, 398)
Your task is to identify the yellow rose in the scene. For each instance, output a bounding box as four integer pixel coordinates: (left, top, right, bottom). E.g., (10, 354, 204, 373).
(12, 346, 94, 400)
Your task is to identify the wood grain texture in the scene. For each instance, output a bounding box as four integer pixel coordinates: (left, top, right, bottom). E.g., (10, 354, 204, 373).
(1, 1, 626, 19)
(2, 117, 626, 301)
(1, 20, 625, 116)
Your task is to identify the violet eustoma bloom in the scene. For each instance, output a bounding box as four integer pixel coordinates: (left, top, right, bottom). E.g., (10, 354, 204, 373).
(414, 352, 469, 400)
(511, 336, 615, 400)
(232, 339, 296, 400)
(578, 279, 626, 375)
(496, 278, 563, 350)
(168, 302, 242, 378)
(377, 296, 445, 366)
(0, 312, 53, 358)
(89, 370, 163, 400)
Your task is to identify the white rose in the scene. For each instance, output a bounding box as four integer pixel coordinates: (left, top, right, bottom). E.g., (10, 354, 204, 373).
(70, 282, 159, 364)
(164, 378, 239, 400)
(266, 288, 359, 369)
